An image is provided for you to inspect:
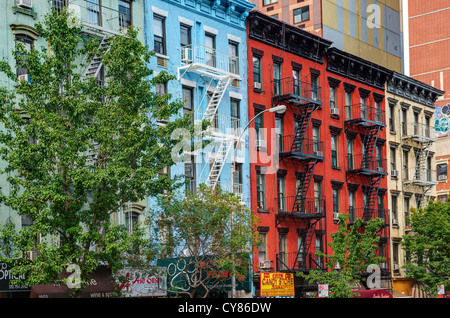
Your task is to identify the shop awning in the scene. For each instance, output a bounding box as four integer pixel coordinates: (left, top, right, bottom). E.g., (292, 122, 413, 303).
(352, 289, 393, 298)
(30, 267, 114, 298)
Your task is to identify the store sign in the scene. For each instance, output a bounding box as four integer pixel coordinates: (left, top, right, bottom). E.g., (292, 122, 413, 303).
(260, 273, 294, 298)
(0, 263, 29, 292)
(116, 267, 167, 297)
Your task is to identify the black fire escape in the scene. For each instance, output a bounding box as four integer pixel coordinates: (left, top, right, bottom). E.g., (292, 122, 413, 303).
(273, 77, 325, 272)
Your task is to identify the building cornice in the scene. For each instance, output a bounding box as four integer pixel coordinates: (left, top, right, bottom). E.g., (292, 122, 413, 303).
(386, 71, 444, 108)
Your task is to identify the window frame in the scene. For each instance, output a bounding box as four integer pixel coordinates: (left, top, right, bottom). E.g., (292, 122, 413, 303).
(153, 14, 166, 55)
(293, 6, 310, 24)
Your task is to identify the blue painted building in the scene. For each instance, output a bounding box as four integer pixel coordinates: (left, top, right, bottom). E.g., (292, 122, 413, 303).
(145, 0, 254, 207)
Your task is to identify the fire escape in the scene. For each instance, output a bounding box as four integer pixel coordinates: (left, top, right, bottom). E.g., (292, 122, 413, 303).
(177, 44, 240, 191)
(274, 77, 326, 272)
(345, 101, 391, 289)
(402, 122, 437, 207)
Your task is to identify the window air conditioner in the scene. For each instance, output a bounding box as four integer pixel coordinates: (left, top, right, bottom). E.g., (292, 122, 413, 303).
(333, 212, 340, 220)
(391, 170, 398, 177)
(330, 108, 339, 115)
(18, 74, 28, 82)
(253, 82, 262, 90)
(17, 0, 32, 9)
(314, 151, 323, 157)
(392, 218, 398, 226)
(256, 139, 266, 148)
(438, 174, 447, 181)
(377, 167, 384, 172)
(393, 264, 400, 271)
(181, 47, 192, 63)
(259, 260, 270, 269)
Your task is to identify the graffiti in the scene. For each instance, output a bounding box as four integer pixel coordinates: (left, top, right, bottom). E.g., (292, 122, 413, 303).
(435, 104, 450, 137)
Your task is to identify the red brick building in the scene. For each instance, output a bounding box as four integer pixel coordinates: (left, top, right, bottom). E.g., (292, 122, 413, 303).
(247, 11, 393, 297)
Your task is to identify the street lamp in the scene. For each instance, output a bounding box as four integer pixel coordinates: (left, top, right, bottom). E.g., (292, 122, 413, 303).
(230, 104, 286, 298)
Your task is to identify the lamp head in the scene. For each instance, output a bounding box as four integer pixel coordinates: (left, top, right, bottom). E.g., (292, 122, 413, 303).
(270, 105, 286, 114)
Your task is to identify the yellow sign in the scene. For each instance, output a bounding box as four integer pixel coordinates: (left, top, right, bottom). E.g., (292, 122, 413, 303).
(260, 273, 295, 298)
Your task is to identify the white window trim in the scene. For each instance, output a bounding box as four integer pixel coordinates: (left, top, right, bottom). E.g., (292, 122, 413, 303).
(152, 6, 168, 17)
(227, 34, 241, 43)
(203, 25, 218, 35)
(178, 16, 194, 26)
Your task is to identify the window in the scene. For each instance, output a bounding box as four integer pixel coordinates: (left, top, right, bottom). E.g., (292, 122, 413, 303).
(425, 116, 431, 137)
(125, 211, 139, 233)
(313, 125, 320, 153)
(180, 24, 191, 47)
(273, 62, 282, 96)
(263, 0, 278, 5)
(315, 235, 323, 267)
(389, 105, 395, 132)
(52, 0, 66, 11)
(297, 234, 305, 266)
(375, 101, 381, 122)
(314, 181, 322, 213)
(87, 0, 101, 26)
(332, 188, 339, 213)
(345, 91, 352, 120)
(275, 116, 284, 153)
(402, 108, 407, 135)
(15, 34, 33, 78)
(311, 74, 319, 101)
(331, 134, 338, 168)
(185, 155, 195, 193)
(258, 232, 267, 266)
(403, 150, 409, 180)
(293, 6, 310, 24)
(229, 41, 239, 75)
(376, 145, 383, 170)
(330, 86, 337, 109)
(182, 86, 193, 113)
(360, 96, 367, 119)
(253, 55, 262, 89)
(413, 112, 419, 134)
(119, 0, 131, 29)
(391, 195, 398, 223)
(404, 197, 410, 227)
(278, 233, 287, 270)
(378, 195, 385, 220)
(153, 15, 166, 55)
(230, 98, 240, 135)
(437, 163, 448, 181)
(205, 33, 216, 67)
(393, 242, 400, 274)
(349, 191, 355, 222)
(255, 110, 264, 146)
(390, 147, 396, 173)
(233, 163, 242, 195)
(293, 68, 301, 96)
(256, 170, 266, 210)
(277, 175, 286, 212)
(347, 138, 354, 170)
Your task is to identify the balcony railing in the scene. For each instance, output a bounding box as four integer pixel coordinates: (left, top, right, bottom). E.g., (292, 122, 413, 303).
(402, 122, 435, 141)
(272, 77, 322, 104)
(280, 136, 324, 158)
(195, 111, 240, 137)
(403, 168, 437, 184)
(277, 251, 324, 271)
(345, 103, 385, 125)
(51, 0, 131, 35)
(179, 44, 239, 77)
(276, 196, 326, 216)
(347, 154, 387, 174)
(348, 207, 389, 224)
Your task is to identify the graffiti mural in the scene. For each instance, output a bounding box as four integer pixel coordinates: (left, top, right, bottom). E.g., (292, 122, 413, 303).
(435, 104, 450, 137)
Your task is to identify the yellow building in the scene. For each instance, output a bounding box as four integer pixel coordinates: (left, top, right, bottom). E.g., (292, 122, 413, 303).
(385, 71, 444, 295)
(250, 0, 404, 73)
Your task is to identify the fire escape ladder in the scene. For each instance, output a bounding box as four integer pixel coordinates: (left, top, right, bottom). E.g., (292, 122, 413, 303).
(202, 76, 232, 123)
(206, 138, 233, 189)
(291, 103, 316, 153)
(294, 160, 317, 213)
(414, 141, 431, 180)
(297, 218, 320, 270)
(361, 126, 380, 169)
(84, 35, 111, 79)
(363, 175, 382, 221)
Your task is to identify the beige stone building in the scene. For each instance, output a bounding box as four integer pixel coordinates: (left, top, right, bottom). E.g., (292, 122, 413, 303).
(385, 71, 444, 295)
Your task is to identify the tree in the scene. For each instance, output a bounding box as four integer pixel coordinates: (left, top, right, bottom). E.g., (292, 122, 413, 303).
(297, 214, 386, 298)
(402, 199, 450, 297)
(0, 9, 193, 296)
(155, 184, 259, 298)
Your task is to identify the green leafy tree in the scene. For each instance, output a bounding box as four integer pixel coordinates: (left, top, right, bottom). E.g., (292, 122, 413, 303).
(155, 184, 259, 298)
(0, 9, 193, 295)
(402, 199, 450, 297)
(297, 214, 385, 298)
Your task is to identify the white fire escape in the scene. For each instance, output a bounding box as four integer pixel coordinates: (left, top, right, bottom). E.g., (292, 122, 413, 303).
(178, 44, 240, 190)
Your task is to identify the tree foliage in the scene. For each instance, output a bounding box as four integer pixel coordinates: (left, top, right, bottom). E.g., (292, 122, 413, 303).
(0, 9, 192, 294)
(155, 184, 259, 298)
(402, 199, 450, 297)
(297, 214, 385, 298)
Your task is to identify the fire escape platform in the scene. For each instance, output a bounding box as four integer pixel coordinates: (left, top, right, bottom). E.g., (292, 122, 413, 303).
(272, 95, 322, 107)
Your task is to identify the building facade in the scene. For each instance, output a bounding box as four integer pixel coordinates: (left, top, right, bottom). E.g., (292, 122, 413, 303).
(249, 0, 404, 73)
(385, 71, 444, 295)
(247, 10, 393, 297)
